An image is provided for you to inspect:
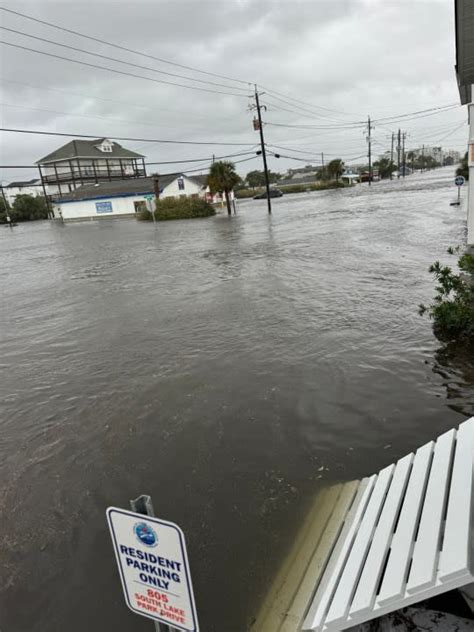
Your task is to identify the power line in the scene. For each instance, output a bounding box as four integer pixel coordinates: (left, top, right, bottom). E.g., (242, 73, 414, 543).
(0, 77, 239, 123)
(0, 127, 256, 146)
(262, 95, 356, 123)
(0, 41, 250, 98)
(0, 151, 259, 169)
(261, 86, 354, 116)
(0, 6, 251, 87)
(0, 26, 251, 94)
(0, 101, 230, 132)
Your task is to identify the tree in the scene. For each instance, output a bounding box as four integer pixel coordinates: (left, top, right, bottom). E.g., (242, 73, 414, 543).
(245, 169, 282, 188)
(208, 161, 241, 215)
(456, 152, 469, 181)
(373, 157, 396, 179)
(246, 170, 265, 188)
(11, 194, 49, 222)
(327, 159, 344, 182)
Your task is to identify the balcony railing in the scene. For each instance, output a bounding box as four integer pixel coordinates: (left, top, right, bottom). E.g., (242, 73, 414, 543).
(41, 167, 146, 184)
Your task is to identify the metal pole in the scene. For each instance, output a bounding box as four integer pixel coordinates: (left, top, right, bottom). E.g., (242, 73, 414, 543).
(255, 87, 272, 214)
(458, 185, 461, 204)
(130, 495, 172, 632)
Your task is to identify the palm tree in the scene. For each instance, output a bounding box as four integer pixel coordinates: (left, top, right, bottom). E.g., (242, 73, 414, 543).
(327, 159, 344, 182)
(208, 161, 241, 215)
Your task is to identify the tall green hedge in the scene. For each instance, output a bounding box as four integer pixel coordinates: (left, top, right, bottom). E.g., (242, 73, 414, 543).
(139, 197, 216, 221)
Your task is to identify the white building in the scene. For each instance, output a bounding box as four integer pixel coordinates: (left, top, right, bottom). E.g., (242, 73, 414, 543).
(53, 173, 207, 221)
(3, 178, 45, 205)
(37, 138, 146, 197)
(455, 0, 474, 246)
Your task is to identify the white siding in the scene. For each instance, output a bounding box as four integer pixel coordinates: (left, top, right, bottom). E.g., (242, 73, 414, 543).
(55, 194, 148, 221)
(4, 185, 44, 205)
(468, 99, 474, 246)
(161, 175, 203, 198)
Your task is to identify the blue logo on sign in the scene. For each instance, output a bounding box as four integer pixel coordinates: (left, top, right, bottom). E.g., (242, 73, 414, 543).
(134, 522, 158, 547)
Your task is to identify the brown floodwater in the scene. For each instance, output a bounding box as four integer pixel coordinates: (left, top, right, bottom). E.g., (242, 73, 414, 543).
(0, 167, 472, 631)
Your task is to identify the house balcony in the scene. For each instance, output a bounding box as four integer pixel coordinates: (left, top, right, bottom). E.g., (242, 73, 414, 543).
(41, 166, 147, 184)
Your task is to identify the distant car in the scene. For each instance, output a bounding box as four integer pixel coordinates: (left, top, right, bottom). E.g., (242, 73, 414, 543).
(253, 189, 283, 199)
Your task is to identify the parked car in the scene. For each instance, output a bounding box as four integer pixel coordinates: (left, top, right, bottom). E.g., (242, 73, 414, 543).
(253, 188, 283, 199)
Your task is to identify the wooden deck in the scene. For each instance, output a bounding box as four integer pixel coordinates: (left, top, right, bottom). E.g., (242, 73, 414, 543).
(252, 417, 474, 632)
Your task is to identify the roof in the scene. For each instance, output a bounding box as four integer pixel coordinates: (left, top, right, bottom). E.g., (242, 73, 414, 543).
(54, 173, 185, 202)
(455, 0, 474, 104)
(188, 174, 208, 187)
(6, 178, 40, 188)
(37, 138, 145, 164)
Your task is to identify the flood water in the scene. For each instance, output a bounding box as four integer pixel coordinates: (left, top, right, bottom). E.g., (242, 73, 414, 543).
(1, 167, 473, 632)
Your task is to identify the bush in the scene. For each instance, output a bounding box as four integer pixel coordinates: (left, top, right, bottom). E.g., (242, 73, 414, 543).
(11, 194, 49, 222)
(138, 197, 216, 221)
(419, 249, 474, 342)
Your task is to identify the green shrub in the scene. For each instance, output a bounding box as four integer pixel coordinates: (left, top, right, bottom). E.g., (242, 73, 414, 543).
(419, 250, 474, 342)
(138, 197, 216, 221)
(280, 184, 310, 194)
(0, 194, 49, 223)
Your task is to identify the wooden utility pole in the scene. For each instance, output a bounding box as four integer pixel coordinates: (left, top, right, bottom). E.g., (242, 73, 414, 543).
(390, 132, 394, 180)
(397, 129, 401, 178)
(367, 115, 372, 186)
(402, 132, 406, 178)
(254, 87, 272, 214)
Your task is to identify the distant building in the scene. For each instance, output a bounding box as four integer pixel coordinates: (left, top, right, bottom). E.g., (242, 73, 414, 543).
(410, 146, 443, 163)
(36, 138, 146, 197)
(287, 164, 319, 180)
(3, 178, 45, 205)
(53, 173, 208, 221)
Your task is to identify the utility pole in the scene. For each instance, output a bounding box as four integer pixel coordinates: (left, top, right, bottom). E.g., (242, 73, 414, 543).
(397, 129, 401, 178)
(402, 132, 406, 179)
(421, 145, 425, 173)
(367, 115, 372, 186)
(390, 132, 394, 180)
(254, 87, 272, 214)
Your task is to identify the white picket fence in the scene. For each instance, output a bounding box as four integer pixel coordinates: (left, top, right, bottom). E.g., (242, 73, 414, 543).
(302, 416, 474, 631)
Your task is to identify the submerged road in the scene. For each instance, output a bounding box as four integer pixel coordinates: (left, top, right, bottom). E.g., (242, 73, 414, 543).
(0, 167, 472, 631)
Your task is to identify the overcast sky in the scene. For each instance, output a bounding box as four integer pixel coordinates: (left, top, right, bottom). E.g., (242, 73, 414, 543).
(0, 0, 468, 184)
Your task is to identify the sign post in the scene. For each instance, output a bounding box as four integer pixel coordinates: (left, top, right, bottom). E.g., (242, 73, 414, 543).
(144, 194, 157, 228)
(453, 175, 465, 206)
(107, 500, 199, 632)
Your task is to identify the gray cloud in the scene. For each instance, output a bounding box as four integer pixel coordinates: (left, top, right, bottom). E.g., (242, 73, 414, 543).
(0, 0, 467, 184)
